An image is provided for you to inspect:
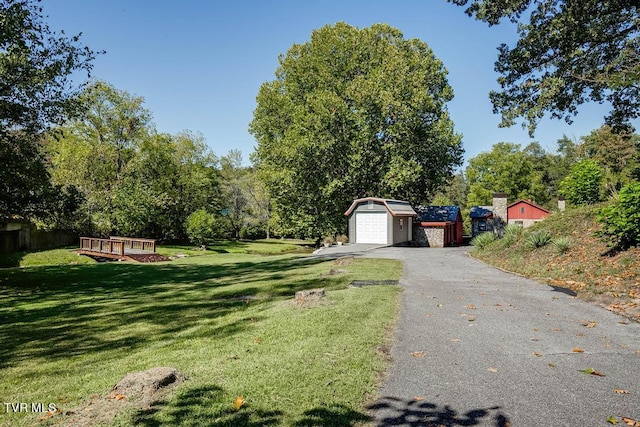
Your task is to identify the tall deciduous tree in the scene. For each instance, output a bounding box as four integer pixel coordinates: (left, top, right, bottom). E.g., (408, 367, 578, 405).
(466, 142, 535, 206)
(250, 22, 463, 239)
(449, 0, 640, 135)
(579, 125, 640, 193)
(1, 0, 98, 219)
(46, 81, 151, 234)
(219, 150, 248, 239)
(46, 82, 219, 238)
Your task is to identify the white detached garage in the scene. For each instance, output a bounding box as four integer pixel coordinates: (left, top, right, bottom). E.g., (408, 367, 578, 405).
(344, 197, 417, 245)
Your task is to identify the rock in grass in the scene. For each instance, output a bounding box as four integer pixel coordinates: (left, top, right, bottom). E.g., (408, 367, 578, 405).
(295, 288, 326, 307)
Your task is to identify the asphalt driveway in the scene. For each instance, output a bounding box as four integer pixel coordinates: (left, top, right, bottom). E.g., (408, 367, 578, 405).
(357, 246, 640, 426)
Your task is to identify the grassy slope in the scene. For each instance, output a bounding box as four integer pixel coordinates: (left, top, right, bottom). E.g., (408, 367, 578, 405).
(471, 205, 640, 315)
(0, 243, 401, 426)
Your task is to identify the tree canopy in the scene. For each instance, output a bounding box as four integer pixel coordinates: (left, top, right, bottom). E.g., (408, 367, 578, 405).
(449, 0, 640, 135)
(46, 82, 219, 239)
(1, 0, 98, 220)
(250, 22, 463, 239)
(1, 0, 98, 132)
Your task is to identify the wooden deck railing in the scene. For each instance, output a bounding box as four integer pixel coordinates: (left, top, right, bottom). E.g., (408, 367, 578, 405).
(109, 236, 156, 252)
(80, 237, 125, 256)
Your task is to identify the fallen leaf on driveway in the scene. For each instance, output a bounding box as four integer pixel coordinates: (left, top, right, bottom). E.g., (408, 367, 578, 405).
(533, 352, 543, 357)
(413, 396, 424, 401)
(548, 363, 556, 368)
(468, 316, 476, 322)
(487, 367, 498, 373)
(573, 347, 584, 353)
(581, 320, 597, 328)
(608, 416, 619, 425)
(466, 304, 477, 309)
(411, 351, 426, 358)
(614, 389, 629, 394)
(622, 417, 640, 426)
(579, 367, 605, 376)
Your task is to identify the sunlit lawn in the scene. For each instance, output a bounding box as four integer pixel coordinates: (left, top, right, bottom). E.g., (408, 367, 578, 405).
(0, 242, 401, 426)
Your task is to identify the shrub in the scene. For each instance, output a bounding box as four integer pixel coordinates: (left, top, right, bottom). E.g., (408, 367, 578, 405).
(336, 234, 348, 244)
(239, 224, 267, 240)
(551, 236, 571, 254)
(527, 231, 552, 249)
(597, 182, 640, 250)
(500, 223, 523, 247)
(471, 232, 496, 249)
(185, 209, 220, 246)
(559, 159, 604, 205)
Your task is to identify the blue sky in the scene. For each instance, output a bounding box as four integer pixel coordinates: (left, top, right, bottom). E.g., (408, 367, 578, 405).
(40, 0, 634, 166)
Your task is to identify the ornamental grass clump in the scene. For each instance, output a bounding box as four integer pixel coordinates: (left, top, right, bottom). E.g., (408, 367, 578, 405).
(551, 236, 571, 254)
(471, 232, 496, 249)
(527, 231, 552, 249)
(500, 224, 523, 248)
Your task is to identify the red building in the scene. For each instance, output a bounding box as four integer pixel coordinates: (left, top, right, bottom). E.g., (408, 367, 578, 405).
(413, 206, 464, 247)
(507, 200, 550, 228)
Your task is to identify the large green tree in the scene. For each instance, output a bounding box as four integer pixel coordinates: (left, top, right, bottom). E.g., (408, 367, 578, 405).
(466, 142, 535, 206)
(1, 0, 98, 219)
(579, 125, 640, 193)
(250, 22, 463, 239)
(46, 81, 151, 234)
(46, 82, 219, 238)
(449, 0, 640, 135)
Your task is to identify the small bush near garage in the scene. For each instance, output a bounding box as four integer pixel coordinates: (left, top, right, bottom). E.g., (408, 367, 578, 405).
(471, 232, 496, 249)
(500, 224, 523, 248)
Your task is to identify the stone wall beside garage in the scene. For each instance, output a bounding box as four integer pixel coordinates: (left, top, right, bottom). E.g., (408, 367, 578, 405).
(413, 226, 445, 248)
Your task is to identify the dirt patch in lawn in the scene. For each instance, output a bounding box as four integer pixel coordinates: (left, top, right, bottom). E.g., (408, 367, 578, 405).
(47, 367, 186, 426)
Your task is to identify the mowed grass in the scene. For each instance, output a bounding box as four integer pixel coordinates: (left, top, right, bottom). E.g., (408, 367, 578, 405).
(0, 247, 96, 268)
(0, 243, 401, 426)
(157, 239, 314, 257)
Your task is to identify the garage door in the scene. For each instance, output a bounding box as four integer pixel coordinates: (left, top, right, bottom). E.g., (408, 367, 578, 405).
(355, 212, 388, 244)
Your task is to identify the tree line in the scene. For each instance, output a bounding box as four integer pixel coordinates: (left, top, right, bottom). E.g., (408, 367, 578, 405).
(442, 126, 640, 210)
(2, 0, 639, 247)
(41, 81, 270, 242)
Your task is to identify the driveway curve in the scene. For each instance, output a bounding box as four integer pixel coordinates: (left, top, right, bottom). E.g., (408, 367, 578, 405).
(360, 246, 640, 426)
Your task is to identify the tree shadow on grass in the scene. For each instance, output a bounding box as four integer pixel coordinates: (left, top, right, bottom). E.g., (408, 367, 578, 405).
(131, 385, 283, 427)
(368, 396, 510, 427)
(131, 385, 373, 427)
(0, 256, 337, 368)
(293, 403, 371, 426)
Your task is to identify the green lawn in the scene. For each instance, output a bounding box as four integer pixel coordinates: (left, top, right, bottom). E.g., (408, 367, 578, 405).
(0, 247, 96, 268)
(0, 243, 401, 426)
(157, 239, 314, 257)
